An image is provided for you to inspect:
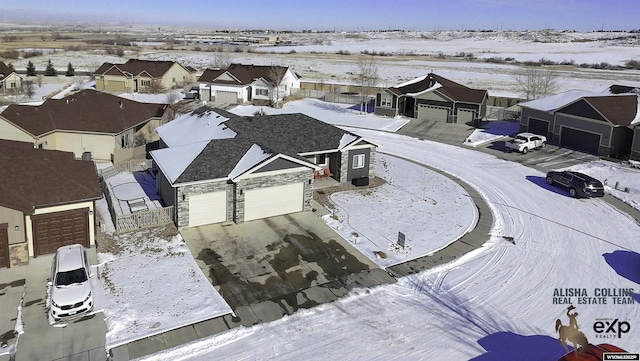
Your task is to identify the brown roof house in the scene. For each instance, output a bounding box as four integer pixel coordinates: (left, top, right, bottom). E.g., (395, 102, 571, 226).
(0, 61, 23, 95)
(197, 63, 300, 106)
(519, 85, 640, 157)
(0, 140, 101, 266)
(0, 89, 169, 163)
(151, 107, 377, 228)
(94, 59, 196, 93)
(374, 72, 488, 124)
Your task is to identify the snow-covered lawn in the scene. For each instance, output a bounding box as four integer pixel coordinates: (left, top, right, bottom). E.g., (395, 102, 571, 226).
(135, 100, 640, 361)
(323, 153, 478, 268)
(95, 181, 232, 350)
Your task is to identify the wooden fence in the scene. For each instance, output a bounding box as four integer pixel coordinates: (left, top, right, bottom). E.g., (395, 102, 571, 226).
(99, 159, 153, 180)
(114, 206, 174, 234)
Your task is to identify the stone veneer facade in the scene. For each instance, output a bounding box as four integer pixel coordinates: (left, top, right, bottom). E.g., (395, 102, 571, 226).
(176, 180, 233, 229)
(339, 147, 376, 183)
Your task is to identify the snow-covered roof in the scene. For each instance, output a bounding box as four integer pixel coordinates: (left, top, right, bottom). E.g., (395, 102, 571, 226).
(228, 144, 272, 180)
(150, 141, 209, 183)
(157, 108, 236, 148)
(405, 82, 442, 97)
(338, 133, 358, 149)
(519, 89, 596, 112)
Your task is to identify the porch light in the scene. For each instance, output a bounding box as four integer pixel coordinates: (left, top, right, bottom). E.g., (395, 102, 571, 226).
(15, 225, 19, 231)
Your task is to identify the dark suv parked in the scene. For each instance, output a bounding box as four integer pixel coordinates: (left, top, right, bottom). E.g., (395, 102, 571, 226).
(545, 171, 605, 198)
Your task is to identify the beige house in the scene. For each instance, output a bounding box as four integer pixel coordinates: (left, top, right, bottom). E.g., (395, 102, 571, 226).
(0, 89, 169, 163)
(0, 61, 22, 95)
(94, 59, 197, 93)
(0, 140, 101, 267)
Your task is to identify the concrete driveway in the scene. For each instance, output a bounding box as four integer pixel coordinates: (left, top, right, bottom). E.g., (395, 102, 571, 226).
(182, 211, 396, 323)
(0, 249, 107, 361)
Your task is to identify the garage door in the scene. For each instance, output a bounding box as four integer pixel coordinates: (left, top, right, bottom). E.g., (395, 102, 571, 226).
(417, 105, 448, 122)
(244, 183, 304, 222)
(216, 91, 237, 104)
(108, 80, 126, 92)
(189, 191, 227, 227)
(457, 109, 475, 124)
(32, 209, 89, 256)
(528, 118, 550, 136)
(560, 127, 601, 154)
(0, 223, 8, 268)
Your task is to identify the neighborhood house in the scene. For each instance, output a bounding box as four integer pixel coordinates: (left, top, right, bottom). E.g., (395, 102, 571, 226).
(519, 85, 640, 158)
(197, 63, 300, 106)
(374, 72, 488, 123)
(0, 140, 101, 267)
(0, 89, 170, 163)
(94, 59, 197, 93)
(151, 107, 377, 228)
(0, 61, 22, 95)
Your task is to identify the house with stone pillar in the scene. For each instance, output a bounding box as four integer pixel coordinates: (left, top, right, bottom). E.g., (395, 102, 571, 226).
(150, 107, 377, 228)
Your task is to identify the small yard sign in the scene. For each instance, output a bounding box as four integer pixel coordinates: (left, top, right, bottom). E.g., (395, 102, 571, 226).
(397, 232, 406, 248)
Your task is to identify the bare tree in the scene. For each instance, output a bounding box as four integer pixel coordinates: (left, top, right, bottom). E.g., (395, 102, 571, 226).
(268, 65, 288, 108)
(513, 67, 559, 101)
(22, 80, 35, 99)
(166, 91, 180, 104)
(148, 79, 167, 94)
(212, 51, 233, 69)
(352, 56, 379, 114)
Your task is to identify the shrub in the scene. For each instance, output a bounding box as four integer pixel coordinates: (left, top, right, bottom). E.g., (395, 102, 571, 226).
(625, 59, 640, 70)
(23, 50, 43, 58)
(0, 50, 19, 59)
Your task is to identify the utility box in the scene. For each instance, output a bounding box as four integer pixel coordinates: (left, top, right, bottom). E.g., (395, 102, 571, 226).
(351, 177, 369, 186)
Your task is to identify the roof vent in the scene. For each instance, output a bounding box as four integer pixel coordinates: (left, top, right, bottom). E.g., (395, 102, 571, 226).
(66, 99, 69, 104)
(119, 101, 123, 109)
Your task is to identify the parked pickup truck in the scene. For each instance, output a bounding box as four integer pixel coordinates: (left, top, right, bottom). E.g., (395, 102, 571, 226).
(504, 132, 547, 154)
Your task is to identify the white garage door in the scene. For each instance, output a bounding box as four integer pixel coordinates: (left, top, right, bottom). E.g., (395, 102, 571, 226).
(216, 91, 237, 104)
(244, 183, 304, 222)
(457, 109, 475, 124)
(417, 105, 448, 122)
(189, 191, 227, 227)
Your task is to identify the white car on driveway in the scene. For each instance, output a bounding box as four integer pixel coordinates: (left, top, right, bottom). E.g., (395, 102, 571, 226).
(49, 244, 94, 321)
(504, 132, 547, 154)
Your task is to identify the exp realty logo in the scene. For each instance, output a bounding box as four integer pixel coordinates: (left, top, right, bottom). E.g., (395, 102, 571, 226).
(594, 318, 631, 339)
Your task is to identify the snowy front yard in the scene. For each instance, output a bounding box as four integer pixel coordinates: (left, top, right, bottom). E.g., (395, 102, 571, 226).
(95, 192, 232, 350)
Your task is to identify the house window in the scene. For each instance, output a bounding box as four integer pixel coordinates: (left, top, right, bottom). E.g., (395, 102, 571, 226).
(256, 88, 269, 96)
(172, 77, 176, 83)
(141, 80, 151, 87)
(353, 154, 365, 169)
(315, 154, 327, 165)
(380, 94, 392, 107)
(10, 82, 16, 88)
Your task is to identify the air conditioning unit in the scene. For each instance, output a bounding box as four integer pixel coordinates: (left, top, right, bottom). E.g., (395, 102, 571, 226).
(82, 152, 92, 161)
(351, 177, 369, 187)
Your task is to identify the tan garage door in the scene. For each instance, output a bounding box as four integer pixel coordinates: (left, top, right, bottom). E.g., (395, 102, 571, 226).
(457, 109, 475, 124)
(244, 183, 304, 222)
(417, 105, 448, 122)
(216, 91, 237, 104)
(189, 191, 227, 227)
(0, 223, 8, 268)
(107, 80, 126, 92)
(32, 209, 89, 256)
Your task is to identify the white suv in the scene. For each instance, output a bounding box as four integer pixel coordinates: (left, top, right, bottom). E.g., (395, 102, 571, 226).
(49, 244, 94, 320)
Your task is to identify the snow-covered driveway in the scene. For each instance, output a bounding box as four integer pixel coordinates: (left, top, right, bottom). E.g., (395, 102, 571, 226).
(139, 131, 640, 361)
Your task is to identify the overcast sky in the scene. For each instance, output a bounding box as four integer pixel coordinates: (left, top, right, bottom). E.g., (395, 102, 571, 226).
(1, 0, 637, 32)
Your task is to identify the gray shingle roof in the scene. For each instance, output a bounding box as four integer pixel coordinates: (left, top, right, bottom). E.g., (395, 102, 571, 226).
(162, 106, 369, 183)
